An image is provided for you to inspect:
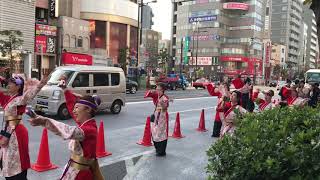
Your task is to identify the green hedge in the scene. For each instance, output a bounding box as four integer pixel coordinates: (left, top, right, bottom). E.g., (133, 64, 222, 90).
(207, 107, 320, 180)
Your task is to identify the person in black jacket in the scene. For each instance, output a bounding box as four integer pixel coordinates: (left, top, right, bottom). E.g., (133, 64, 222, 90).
(308, 83, 320, 108)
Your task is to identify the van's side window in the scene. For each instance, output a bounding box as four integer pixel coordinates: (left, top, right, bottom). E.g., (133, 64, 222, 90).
(73, 73, 89, 87)
(111, 73, 120, 86)
(94, 73, 109, 86)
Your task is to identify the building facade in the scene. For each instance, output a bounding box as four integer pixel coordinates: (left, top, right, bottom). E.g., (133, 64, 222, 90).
(0, 0, 36, 75)
(271, 43, 286, 68)
(142, 5, 154, 29)
(271, 0, 303, 71)
(141, 29, 160, 68)
(171, 0, 267, 81)
(302, 5, 319, 70)
(80, 0, 138, 65)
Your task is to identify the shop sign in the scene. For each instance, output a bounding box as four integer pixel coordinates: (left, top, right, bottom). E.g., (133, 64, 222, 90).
(63, 53, 93, 65)
(47, 37, 55, 53)
(49, 0, 56, 17)
(189, 15, 217, 23)
(189, 57, 212, 66)
(35, 36, 47, 53)
(36, 24, 57, 36)
(223, 2, 249, 11)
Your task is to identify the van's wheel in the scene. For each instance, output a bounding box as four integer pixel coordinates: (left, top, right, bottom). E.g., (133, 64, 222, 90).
(111, 100, 122, 114)
(130, 86, 137, 94)
(58, 104, 71, 120)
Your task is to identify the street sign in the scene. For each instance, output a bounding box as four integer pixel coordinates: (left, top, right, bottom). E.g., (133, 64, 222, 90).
(183, 36, 190, 64)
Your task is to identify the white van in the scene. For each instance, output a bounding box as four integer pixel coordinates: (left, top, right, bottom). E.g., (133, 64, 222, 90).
(32, 65, 126, 119)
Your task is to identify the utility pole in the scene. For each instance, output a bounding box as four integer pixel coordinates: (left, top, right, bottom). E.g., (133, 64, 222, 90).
(195, 27, 199, 80)
(180, 37, 183, 74)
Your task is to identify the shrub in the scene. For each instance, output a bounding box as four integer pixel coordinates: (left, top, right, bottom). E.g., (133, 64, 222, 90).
(207, 106, 320, 180)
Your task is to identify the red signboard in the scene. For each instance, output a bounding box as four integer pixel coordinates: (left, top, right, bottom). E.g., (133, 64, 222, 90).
(35, 36, 47, 53)
(62, 53, 93, 65)
(35, 24, 57, 36)
(220, 56, 249, 62)
(265, 42, 271, 66)
(223, 2, 249, 10)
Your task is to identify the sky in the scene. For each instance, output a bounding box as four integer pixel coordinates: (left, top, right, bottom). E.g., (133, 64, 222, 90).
(149, 0, 172, 40)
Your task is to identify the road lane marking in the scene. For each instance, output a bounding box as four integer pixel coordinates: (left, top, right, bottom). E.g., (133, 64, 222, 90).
(168, 106, 216, 115)
(126, 96, 217, 105)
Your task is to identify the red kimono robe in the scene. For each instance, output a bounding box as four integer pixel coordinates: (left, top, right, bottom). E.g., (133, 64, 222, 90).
(0, 82, 45, 177)
(44, 90, 99, 180)
(206, 83, 222, 122)
(144, 90, 169, 137)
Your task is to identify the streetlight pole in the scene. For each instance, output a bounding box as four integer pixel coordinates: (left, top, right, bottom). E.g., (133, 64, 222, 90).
(180, 37, 183, 74)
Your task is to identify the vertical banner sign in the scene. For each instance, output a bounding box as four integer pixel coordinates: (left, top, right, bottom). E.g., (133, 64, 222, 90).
(49, 0, 56, 17)
(183, 36, 190, 64)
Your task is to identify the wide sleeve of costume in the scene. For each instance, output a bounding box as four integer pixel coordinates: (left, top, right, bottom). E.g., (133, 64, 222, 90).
(0, 91, 11, 107)
(20, 79, 47, 105)
(207, 84, 221, 96)
(144, 90, 159, 105)
(232, 78, 245, 89)
(43, 117, 85, 141)
(64, 90, 78, 120)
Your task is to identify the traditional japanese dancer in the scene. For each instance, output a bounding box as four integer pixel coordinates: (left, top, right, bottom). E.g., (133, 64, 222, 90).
(217, 91, 247, 138)
(206, 82, 231, 137)
(0, 72, 48, 180)
(28, 89, 104, 180)
(254, 90, 275, 112)
(144, 83, 169, 156)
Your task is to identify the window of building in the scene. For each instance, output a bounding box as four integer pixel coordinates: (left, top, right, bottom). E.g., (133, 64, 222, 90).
(94, 73, 109, 86)
(78, 37, 83, 48)
(282, 6, 288, 11)
(272, 49, 276, 53)
(71, 36, 76, 48)
(73, 73, 89, 87)
(266, 7, 269, 16)
(282, 48, 285, 53)
(281, 14, 287, 19)
(35, 8, 48, 23)
(281, 58, 284, 62)
(282, 0, 287, 2)
(111, 73, 120, 86)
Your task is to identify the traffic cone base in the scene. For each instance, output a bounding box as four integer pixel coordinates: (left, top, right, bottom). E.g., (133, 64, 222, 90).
(31, 128, 58, 172)
(31, 163, 58, 172)
(196, 128, 208, 132)
(170, 112, 185, 139)
(96, 151, 112, 158)
(96, 121, 112, 158)
(137, 117, 153, 147)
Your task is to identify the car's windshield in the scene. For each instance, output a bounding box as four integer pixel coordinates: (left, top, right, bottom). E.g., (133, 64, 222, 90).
(306, 72, 320, 83)
(47, 69, 75, 85)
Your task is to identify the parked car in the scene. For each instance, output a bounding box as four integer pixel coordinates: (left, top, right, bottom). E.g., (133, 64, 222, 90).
(32, 66, 126, 119)
(269, 80, 277, 87)
(157, 74, 188, 90)
(126, 79, 138, 94)
(276, 81, 286, 91)
(193, 78, 211, 89)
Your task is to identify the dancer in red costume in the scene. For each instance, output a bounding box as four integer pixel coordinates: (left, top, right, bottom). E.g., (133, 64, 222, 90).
(254, 90, 274, 112)
(217, 91, 247, 138)
(0, 70, 48, 180)
(206, 82, 230, 137)
(144, 83, 170, 156)
(28, 89, 104, 180)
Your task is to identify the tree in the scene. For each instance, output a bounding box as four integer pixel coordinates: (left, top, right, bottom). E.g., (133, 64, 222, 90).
(273, 64, 281, 77)
(304, 0, 320, 68)
(158, 48, 170, 74)
(0, 30, 23, 72)
(118, 47, 129, 75)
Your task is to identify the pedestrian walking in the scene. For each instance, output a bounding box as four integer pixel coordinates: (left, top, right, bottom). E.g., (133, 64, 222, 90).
(28, 89, 104, 180)
(145, 83, 169, 156)
(0, 74, 47, 180)
(218, 91, 247, 138)
(307, 83, 319, 108)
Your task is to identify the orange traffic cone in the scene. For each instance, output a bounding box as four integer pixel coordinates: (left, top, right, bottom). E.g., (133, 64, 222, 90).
(137, 117, 153, 147)
(196, 109, 208, 132)
(170, 112, 185, 139)
(32, 128, 58, 172)
(96, 120, 112, 158)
